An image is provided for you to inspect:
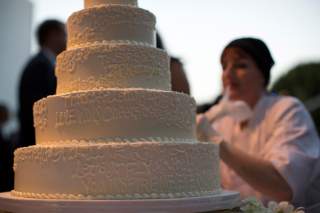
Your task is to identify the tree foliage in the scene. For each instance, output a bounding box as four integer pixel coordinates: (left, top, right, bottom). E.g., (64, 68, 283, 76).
(271, 62, 320, 134)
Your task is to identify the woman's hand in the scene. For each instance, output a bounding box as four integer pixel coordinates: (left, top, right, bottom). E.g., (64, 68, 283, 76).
(196, 114, 223, 144)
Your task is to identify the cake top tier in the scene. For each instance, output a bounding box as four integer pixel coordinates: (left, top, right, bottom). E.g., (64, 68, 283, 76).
(85, 0, 138, 8)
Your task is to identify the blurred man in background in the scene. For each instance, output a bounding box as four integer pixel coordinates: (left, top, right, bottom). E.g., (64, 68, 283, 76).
(0, 104, 11, 192)
(170, 57, 190, 95)
(18, 19, 66, 147)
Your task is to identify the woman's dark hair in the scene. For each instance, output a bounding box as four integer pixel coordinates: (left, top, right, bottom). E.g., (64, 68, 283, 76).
(221, 37, 275, 87)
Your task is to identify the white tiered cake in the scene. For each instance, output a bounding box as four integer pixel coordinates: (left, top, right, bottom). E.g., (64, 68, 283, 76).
(11, 0, 221, 200)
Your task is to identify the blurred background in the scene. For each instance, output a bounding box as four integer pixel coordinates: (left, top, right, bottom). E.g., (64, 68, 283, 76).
(0, 0, 320, 135)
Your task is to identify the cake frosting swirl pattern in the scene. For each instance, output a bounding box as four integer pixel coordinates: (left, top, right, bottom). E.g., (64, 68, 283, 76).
(12, 0, 221, 200)
(13, 143, 219, 199)
(34, 89, 196, 144)
(56, 44, 170, 94)
(67, 5, 155, 49)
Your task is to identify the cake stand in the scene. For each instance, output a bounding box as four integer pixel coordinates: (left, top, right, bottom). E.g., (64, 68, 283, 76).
(0, 190, 240, 213)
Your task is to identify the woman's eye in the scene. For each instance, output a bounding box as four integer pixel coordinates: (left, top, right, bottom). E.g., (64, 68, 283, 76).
(235, 63, 247, 69)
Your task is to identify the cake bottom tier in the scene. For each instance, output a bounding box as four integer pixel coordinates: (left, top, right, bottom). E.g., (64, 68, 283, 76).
(12, 142, 220, 200)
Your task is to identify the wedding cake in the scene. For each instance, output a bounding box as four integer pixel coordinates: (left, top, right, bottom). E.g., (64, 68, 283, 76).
(12, 0, 220, 200)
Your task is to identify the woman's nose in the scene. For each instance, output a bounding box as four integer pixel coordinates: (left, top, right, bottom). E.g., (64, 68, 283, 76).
(223, 66, 235, 80)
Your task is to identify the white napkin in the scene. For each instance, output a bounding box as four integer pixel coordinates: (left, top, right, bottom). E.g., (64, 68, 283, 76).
(196, 88, 253, 143)
(205, 88, 253, 123)
(196, 114, 222, 143)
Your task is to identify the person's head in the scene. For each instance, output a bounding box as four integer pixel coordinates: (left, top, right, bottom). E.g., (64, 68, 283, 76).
(156, 32, 166, 50)
(36, 19, 67, 55)
(170, 57, 190, 95)
(220, 37, 274, 107)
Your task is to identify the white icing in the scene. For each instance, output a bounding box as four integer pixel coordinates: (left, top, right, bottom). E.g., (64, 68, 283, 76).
(56, 44, 170, 94)
(67, 5, 156, 49)
(13, 143, 220, 200)
(68, 40, 153, 50)
(35, 138, 197, 146)
(85, 0, 138, 8)
(34, 89, 196, 145)
(13, 0, 222, 201)
(11, 190, 219, 200)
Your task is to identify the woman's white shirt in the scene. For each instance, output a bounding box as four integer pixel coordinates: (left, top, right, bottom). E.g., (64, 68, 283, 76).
(208, 94, 320, 206)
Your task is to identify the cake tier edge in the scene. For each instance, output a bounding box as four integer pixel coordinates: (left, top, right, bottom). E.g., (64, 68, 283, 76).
(34, 89, 197, 145)
(13, 142, 220, 200)
(56, 44, 170, 94)
(67, 5, 156, 49)
(85, 0, 138, 8)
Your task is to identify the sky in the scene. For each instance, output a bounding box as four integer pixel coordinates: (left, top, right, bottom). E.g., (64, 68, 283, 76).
(28, 0, 320, 104)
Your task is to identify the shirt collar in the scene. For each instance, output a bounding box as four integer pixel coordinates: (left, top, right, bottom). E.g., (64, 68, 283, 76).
(236, 92, 271, 130)
(41, 48, 56, 66)
(247, 92, 275, 126)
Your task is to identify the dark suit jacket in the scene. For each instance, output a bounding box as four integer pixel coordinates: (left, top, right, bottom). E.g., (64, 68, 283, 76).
(0, 133, 14, 192)
(0, 133, 7, 191)
(18, 51, 56, 147)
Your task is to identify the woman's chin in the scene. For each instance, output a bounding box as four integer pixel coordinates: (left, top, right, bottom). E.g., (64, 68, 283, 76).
(229, 91, 242, 101)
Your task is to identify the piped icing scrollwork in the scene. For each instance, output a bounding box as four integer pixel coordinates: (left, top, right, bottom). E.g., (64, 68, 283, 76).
(13, 143, 220, 200)
(67, 5, 156, 49)
(33, 89, 197, 145)
(56, 44, 170, 94)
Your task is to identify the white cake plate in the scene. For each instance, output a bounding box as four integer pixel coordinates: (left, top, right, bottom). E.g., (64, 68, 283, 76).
(0, 191, 240, 213)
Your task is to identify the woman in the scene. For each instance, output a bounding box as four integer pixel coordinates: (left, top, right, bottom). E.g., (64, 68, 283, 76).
(197, 37, 320, 207)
